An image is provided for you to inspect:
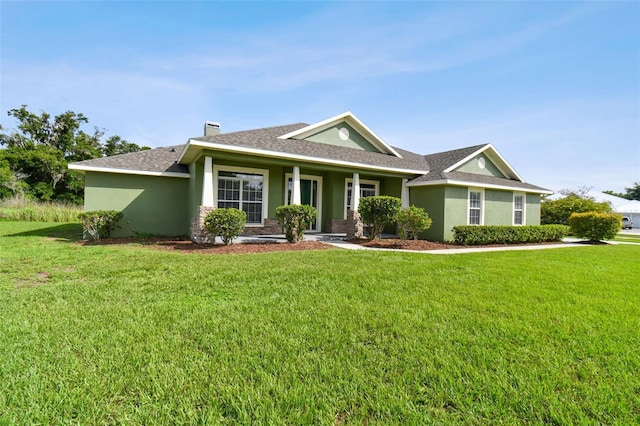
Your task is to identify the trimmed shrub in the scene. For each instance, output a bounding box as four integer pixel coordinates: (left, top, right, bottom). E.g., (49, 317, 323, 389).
(275, 204, 318, 243)
(452, 225, 570, 246)
(568, 211, 621, 241)
(78, 210, 124, 241)
(397, 206, 432, 240)
(358, 196, 402, 240)
(204, 208, 247, 245)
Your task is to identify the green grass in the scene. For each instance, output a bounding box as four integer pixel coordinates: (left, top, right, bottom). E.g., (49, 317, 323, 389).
(1, 221, 639, 424)
(614, 232, 640, 243)
(0, 196, 82, 222)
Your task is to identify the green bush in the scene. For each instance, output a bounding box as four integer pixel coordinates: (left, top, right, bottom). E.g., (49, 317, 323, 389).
(275, 204, 317, 243)
(541, 195, 611, 225)
(568, 211, 621, 241)
(78, 210, 123, 241)
(397, 206, 432, 240)
(358, 196, 402, 240)
(204, 208, 247, 245)
(452, 225, 570, 246)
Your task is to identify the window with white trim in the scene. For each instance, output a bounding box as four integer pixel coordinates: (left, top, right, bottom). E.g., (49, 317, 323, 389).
(217, 170, 264, 224)
(513, 193, 525, 225)
(344, 179, 379, 218)
(468, 189, 483, 225)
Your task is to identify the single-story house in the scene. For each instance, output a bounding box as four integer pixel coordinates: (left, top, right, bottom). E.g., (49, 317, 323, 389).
(69, 111, 552, 241)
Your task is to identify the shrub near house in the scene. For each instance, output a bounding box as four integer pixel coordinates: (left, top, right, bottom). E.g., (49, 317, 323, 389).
(568, 212, 622, 241)
(275, 204, 318, 243)
(358, 196, 402, 240)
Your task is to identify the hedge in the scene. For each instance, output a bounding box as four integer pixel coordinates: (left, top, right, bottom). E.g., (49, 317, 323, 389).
(452, 225, 570, 246)
(568, 211, 621, 241)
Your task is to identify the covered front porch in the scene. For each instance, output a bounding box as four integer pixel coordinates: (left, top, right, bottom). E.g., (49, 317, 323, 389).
(190, 155, 413, 242)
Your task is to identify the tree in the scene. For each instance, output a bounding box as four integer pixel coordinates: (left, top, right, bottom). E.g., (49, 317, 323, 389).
(541, 194, 611, 225)
(603, 182, 640, 201)
(0, 105, 150, 203)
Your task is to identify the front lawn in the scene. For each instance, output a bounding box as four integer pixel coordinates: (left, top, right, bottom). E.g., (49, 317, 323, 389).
(1, 222, 639, 424)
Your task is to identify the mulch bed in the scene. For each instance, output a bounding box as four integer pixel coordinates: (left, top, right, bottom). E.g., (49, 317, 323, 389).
(80, 236, 571, 254)
(80, 237, 331, 254)
(347, 238, 459, 250)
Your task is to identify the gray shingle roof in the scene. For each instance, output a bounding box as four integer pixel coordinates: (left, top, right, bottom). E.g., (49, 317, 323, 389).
(68, 122, 549, 193)
(410, 144, 550, 192)
(189, 123, 429, 172)
(70, 145, 188, 174)
(422, 144, 488, 174)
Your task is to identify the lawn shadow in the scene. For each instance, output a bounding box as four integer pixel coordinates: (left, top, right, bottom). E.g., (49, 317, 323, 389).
(5, 223, 83, 241)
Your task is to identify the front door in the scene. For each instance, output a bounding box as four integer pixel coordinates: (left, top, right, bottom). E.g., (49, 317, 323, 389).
(286, 174, 322, 231)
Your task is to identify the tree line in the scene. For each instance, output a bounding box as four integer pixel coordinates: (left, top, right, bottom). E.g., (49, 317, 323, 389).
(0, 105, 149, 204)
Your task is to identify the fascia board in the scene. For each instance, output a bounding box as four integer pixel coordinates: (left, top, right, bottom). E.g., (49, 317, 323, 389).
(68, 164, 190, 178)
(278, 111, 403, 158)
(187, 140, 426, 175)
(177, 141, 192, 163)
(406, 178, 553, 194)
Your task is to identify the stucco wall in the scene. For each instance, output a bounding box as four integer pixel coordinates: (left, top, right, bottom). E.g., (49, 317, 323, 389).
(305, 123, 379, 152)
(455, 154, 505, 177)
(84, 172, 189, 237)
(409, 186, 446, 241)
(526, 193, 541, 225)
(484, 189, 513, 225)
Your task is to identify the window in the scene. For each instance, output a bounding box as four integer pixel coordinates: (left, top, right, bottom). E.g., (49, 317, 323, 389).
(513, 193, 525, 225)
(468, 189, 483, 225)
(215, 167, 268, 225)
(344, 179, 379, 218)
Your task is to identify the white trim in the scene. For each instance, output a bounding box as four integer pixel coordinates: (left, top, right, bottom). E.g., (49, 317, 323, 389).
(406, 178, 553, 195)
(292, 166, 301, 204)
(468, 187, 484, 225)
(68, 164, 190, 178)
(352, 173, 360, 213)
(443, 144, 524, 182)
(284, 172, 323, 231)
(182, 140, 425, 175)
(277, 111, 403, 158)
(202, 156, 214, 207)
(401, 179, 410, 208)
(513, 192, 526, 226)
(344, 178, 380, 219)
(212, 164, 270, 226)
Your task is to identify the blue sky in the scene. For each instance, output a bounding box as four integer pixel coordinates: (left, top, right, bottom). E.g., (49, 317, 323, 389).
(1, 1, 638, 193)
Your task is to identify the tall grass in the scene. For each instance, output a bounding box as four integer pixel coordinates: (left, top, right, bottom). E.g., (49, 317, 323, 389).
(0, 195, 82, 222)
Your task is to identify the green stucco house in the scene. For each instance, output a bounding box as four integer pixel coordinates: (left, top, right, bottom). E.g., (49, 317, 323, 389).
(69, 112, 551, 241)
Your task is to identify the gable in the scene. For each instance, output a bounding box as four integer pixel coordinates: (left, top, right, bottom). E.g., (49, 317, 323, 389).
(278, 111, 402, 158)
(454, 153, 506, 178)
(303, 122, 381, 153)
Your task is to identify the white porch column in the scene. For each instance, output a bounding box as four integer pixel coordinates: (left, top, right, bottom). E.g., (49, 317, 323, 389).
(352, 172, 360, 212)
(202, 156, 214, 207)
(401, 178, 410, 208)
(292, 166, 301, 204)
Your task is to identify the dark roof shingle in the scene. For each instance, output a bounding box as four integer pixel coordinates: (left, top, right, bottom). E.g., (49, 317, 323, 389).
(189, 124, 429, 172)
(71, 145, 188, 174)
